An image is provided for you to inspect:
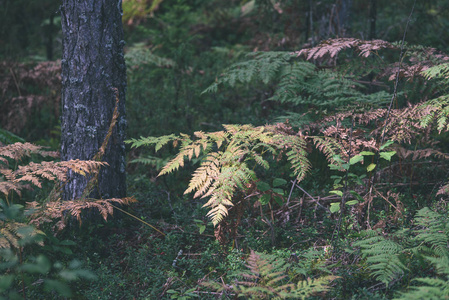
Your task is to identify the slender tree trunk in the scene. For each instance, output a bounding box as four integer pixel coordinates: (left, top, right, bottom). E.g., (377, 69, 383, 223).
(60, 0, 127, 200)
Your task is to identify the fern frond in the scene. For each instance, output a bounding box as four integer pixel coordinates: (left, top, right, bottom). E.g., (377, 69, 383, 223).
(185, 153, 220, 198)
(0, 142, 58, 166)
(233, 250, 337, 299)
(0, 222, 45, 249)
(272, 135, 310, 182)
(28, 197, 138, 230)
(125, 43, 175, 68)
(394, 277, 449, 300)
(125, 134, 180, 151)
(235, 250, 292, 299)
(354, 231, 407, 286)
(422, 62, 449, 89)
(203, 52, 292, 93)
(294, 276, 338, 300)
(413, 207, 449, 258)
(202, 163, 255, 225)
(312, 136, 346, 167)
(295, 38, 393, 60)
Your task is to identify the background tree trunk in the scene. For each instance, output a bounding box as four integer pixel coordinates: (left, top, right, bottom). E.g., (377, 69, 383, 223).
(60, 0, 127, 200)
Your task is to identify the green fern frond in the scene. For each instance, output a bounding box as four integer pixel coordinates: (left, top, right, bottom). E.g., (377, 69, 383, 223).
(235, 250, 292, 299)
(203, 52, 292, 93)
(294, 276, 338, 300)
(394, 276, 449, 300)
(273, 135, 310, 181)
(125, 43, 175, 68)
(233, 250, 337, 299)
(125, 134, 180, 151)
(312, 136, 345, 167)
(422, 62, 449, 89)
(414, 207, 449, 258)
(354, 231, 407, 286)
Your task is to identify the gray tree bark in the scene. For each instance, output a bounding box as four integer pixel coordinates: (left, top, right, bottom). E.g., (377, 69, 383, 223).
(60, 0, 127, 200)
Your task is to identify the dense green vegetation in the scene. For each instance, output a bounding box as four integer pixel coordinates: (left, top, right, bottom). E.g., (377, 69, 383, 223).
(2, 0, 449, 299)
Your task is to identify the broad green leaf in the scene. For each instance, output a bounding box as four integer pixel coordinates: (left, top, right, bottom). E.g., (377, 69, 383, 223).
(273, 195, 283, 206)
(329, 190, 343, 197)
(367, 163, 376, 172)
(379, 151, 396, 161)
(350, 155, 364, 165)
(272, 188, 284, 195)
(0, 275, 14, 292)
(273, 178, 287, 187)
(346, 200, 359, 206)
(380, 140, 394, 150)
(257, 181, 271, 192)
(44, 279, 72, 297)
(350, 190, 364, 202)
(330, 203, 340, 213)
(199, 225, 206, 234)
(360, 151, 375, 156)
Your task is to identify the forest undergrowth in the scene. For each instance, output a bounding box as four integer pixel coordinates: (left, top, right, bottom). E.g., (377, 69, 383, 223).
(2, 36, 449, 299)
(2, 1, 449, 299)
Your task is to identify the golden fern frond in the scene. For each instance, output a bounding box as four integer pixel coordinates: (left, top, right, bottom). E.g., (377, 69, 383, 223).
(28, 197, 138, 230)
(0, 159, 106, 199)
(201, 164, 255, 226)
(158, 140, 208, 176)
(185, 153, 220, 198)
(0, 221, 45, 249)
(0, 142, 58, 166)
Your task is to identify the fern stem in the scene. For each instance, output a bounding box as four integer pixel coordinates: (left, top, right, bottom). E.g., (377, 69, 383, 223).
(110, 204, 165, 236)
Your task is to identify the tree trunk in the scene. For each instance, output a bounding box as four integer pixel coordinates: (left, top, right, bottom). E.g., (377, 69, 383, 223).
(60, 0, 127, 200)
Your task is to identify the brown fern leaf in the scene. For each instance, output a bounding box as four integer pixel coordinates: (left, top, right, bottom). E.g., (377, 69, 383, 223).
(0, 142, 58, 165)
(295, 38, 393, 61)
(0, 221, 45, 249)
(28, 197, 137, 229)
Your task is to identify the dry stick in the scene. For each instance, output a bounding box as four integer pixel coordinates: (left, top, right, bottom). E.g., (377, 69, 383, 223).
(292, 181, 330, 213)
(286, 178, 297, 206)
(111, 204, 165, 236)
(9, 67, 21, 97)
